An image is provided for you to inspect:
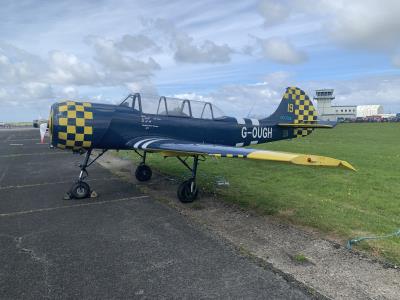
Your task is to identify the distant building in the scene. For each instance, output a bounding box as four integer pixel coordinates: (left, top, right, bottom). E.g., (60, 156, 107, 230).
(313, 89, 357, 121)
(313, 89, 385, 121)
(356, 105, 384, 118)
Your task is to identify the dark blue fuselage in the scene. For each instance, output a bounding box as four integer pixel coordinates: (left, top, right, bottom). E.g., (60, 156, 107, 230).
(93, 104, 294, 150)
(49, 88, 316, 152)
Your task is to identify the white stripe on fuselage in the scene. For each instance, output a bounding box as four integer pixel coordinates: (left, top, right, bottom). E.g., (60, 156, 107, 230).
(133, 138, 157, 149)
(235, 117, 246, 125)
(250, 118, 259, 126)
(141, 138, 166, 149)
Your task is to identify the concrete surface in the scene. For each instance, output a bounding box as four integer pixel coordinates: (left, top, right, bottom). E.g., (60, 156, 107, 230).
(98, 151, 400, 300)
(0, 129, 316, 299)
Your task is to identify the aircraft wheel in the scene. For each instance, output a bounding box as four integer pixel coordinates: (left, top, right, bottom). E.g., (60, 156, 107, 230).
(135, 164, 152, 181)
(177, 179, 198, 203)
(70, 181, 91, 199)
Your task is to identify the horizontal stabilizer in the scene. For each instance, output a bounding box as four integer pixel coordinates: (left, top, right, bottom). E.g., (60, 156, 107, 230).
(278, 123, 334, 129)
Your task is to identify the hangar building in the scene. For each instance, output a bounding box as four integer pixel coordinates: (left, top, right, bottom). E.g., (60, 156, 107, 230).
(356, 105, 384, 118)
(313, 89, 383, 121)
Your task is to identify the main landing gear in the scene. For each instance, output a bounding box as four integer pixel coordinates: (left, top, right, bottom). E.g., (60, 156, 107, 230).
(134, 151, 152, 182)
(176, 156, 199, 203)
(134, 151, 200, 203)
(65, 149, 107, 200)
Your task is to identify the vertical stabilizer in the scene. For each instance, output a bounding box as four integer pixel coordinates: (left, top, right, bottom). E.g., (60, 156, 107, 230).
(262, 87, 318, 137)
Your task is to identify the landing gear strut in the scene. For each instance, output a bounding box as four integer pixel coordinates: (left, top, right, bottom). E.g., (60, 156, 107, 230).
(176, 156, 199, 203)
(134, 151, 152, 182)
(65, 149, 107, 200)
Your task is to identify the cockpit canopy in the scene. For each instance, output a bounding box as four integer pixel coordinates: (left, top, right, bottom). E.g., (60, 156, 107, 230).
(119, 93, 225, 119)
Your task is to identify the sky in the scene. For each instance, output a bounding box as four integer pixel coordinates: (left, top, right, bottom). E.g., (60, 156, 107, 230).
(1, 0, 400, 121)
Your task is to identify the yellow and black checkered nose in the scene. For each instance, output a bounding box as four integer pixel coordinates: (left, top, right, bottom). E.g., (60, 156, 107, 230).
(283, 87, 317, 137)
(51, 101, 94, 150)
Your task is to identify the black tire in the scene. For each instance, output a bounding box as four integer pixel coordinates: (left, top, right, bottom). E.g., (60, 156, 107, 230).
(135, 164, 152, 182)
(177, 179, 198, 203)
(70, 182, 91, 199)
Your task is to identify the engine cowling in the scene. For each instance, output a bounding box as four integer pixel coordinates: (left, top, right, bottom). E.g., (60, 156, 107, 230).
(49, 101, 94, 151)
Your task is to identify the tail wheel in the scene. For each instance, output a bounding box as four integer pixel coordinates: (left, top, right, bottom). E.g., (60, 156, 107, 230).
(70, 182, 91, 199)
(177, 179, 198, 203)
(135, 164, 152, 182)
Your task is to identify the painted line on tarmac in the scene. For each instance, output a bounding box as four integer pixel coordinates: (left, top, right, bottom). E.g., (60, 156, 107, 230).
(4, 134, 14, 142)
(0, 195, 149, 218)
(9, 143, 23, 146)
(7, 138, 38, 142)
(0, 152, 68, 158)
(0, 177, 121, 191)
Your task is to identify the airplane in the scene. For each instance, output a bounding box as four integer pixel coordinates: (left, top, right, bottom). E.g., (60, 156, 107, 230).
(46, 86, 355, 202)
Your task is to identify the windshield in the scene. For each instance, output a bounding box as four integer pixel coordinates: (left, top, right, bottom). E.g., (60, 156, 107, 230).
(119, 93, 225, 119)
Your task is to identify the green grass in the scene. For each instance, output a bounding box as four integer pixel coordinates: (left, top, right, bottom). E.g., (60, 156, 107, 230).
(293, 253, 309, 263)
(117, 123, 400, 264)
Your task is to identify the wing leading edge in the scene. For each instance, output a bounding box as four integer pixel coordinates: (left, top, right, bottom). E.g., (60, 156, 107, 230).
(127, 137, 356, 171)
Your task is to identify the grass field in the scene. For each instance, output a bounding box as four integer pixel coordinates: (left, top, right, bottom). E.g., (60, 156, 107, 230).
(117, 123, 400, 264)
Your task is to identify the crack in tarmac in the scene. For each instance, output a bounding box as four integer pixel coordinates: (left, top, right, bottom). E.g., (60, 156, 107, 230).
(0, 177, 120, 191)
(0, 195, 150, 217)
(0, 152, 68, 158)
(13, 232, 53, 299)
(0, 165, 8, 185)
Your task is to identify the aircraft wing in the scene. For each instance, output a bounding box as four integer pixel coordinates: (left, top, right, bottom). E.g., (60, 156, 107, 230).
(127, 138, 356, 171)
(278, 120, 338, 128)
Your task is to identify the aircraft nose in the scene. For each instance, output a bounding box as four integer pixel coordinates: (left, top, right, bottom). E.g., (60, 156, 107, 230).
(50, 101, 94, 151)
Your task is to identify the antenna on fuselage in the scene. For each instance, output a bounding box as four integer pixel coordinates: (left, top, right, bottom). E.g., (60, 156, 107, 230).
(246, 102, 256, 118)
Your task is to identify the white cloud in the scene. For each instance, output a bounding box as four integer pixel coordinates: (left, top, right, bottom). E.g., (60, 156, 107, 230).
(327, 0, 400, 51)
(0, 82, 53, 110)
(391, 54, 400, 68)
(20, 82, 53, 99)
(171, 73, 400, 118)
(61, 86, 79, 99)
(1, 1, 400, 121)
(173, 92, 212, 102)
(257, 0, 400, 53)
(48, 50, 101, 85)
(0, 42, 46, 84)
(116, 34, 160, 53)
(210, 82, 281, 118)
(174, 33, 233, 64)
(0, 40, 162, 118)
(263, 71, 293, 88)
(175, 72, 292, 118)
(87, 36, 160, 77)
(145, 18, 234, 64)
(258, 37, 307, 64)
(326, 76, 400, 108)
(125, 79, 158, 95)
(258, 0, 289, 26)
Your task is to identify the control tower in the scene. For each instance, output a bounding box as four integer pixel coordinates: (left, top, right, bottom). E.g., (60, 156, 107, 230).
(313, 89, 357, 121)
(313, 89, 335, 116)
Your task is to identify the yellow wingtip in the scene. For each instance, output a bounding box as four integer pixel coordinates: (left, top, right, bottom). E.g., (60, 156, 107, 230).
(246, 151, 356, 171)
(339, 160, 357, 172)
(290, 155, 356, 171)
